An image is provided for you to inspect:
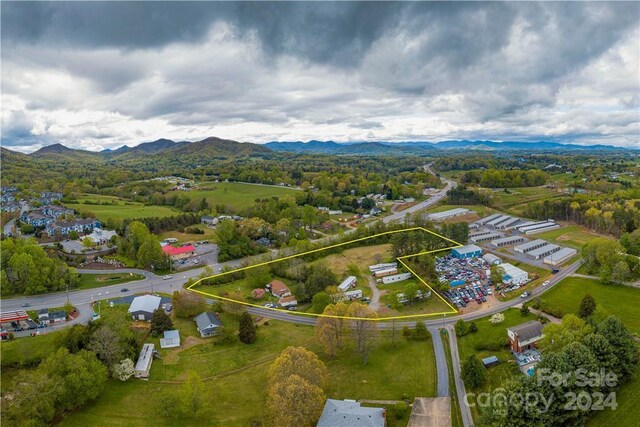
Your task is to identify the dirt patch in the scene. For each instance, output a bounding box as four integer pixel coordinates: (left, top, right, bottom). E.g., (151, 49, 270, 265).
(555, 234, 571, 242)
(163, 335, 205, 365)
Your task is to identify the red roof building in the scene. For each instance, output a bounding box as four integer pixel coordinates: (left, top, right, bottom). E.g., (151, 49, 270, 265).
(0, 310, 30, 323)
(269, 280, 291, 297)
(162, 244, 196, 259)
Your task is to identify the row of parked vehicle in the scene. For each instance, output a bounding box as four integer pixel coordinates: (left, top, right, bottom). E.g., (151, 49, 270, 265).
(444, 281, 493, 308)
(9, 319, 42, 332)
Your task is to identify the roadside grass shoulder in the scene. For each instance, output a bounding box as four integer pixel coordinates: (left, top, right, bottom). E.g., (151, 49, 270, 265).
(77, 273, 145, 291)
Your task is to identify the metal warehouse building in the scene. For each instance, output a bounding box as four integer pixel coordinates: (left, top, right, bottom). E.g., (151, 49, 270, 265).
(514, 239, 549, 254)
(527, 244, 561, 260)
(482, 253, 502, 265)
(426, 207, 472, 221)
(486, 215, 512, 227)
(475, 213, 502, 225)
(451, 244, 483, 259)
(521, 222, 561, 235)
(543, 247, 577, 266)
(470, 232, 505, 243)
(491, 235, 528, 248)
(496, 217, 521, 229)
(501, 263, 529, 285)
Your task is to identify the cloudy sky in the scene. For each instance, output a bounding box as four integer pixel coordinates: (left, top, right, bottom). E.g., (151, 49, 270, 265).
(2, 1, 639, 152)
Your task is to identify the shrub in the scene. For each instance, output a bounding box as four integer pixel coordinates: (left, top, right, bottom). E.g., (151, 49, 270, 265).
(393, 401, 409, 419)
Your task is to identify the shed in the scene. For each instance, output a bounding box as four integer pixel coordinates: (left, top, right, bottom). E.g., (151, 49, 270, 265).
(482, 253, 502, 266)
(279, 295, 298, 307)
(160, 330, 181, 349)
(482, 355, 500, 367)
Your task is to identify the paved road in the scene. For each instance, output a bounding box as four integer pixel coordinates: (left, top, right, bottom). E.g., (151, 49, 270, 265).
(446, 325, 474, 427)
(428, 326, 450, 397)
(2, 201, 28, 236)
(381, 165, 456, 225)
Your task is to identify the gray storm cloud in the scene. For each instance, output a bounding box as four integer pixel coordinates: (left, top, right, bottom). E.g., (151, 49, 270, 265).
(1, 1, 638, 151)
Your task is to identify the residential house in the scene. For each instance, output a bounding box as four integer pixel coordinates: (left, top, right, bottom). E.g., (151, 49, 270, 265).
(37, 308, 50, 325)
(48, 311, 67, 324)
(268, 280, 291, 297)
(278, 295, 298, 308)
(85, 228, 117, 245)
(128, 295, 162, 321)
(40, 205, 73, 218)
(507, 320, 544, 353)
(317, 399, 386, 427)
(46, 218, 101, 236)
(194, 312, 223, 337)
(338, 276, 357, 292)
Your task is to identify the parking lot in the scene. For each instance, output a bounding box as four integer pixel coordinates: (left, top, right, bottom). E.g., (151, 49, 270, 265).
(436, 254, 533, 313)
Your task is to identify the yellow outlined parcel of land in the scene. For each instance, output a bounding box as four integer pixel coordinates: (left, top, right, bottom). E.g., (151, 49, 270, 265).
(187, 227, 463, 320)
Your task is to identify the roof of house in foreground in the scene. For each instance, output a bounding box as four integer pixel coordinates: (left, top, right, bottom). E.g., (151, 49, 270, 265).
(507, 320, 544, 341)
(317, 399, 385, 427)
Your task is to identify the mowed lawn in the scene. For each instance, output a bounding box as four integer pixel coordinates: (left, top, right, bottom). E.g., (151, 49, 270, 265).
(540, 277, 640, 334)
(66, 194, 180, 222)
(456, 308, 538, 421)
(59, 318, 436, 426)
(534, 224, 605, 250)
(166, 181, 300, 212)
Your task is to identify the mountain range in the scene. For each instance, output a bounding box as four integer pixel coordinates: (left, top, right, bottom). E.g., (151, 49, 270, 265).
(1, 138, 633, 162)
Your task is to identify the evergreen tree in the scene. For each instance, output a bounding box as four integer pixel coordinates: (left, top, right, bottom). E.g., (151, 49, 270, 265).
(238, 312, 257, 344)
(578, 294, 596, 318)
(461, 354, 486, 389)
(150, 309, 173, 337)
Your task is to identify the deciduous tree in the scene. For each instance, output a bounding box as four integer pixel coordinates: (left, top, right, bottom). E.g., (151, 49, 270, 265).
(347, 302, 378, 365)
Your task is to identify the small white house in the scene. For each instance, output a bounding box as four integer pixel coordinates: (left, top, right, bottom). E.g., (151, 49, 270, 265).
(382, 272, 412, 284)
(279, 295, 298, 308)
(134, 343, 155, 378)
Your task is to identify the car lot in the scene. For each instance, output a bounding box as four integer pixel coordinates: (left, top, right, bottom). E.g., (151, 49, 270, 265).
(437, 254, 494, 308)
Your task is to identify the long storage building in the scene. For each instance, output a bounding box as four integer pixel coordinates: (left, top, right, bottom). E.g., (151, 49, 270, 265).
(470, 232, 505, 243)
(527, 244, 561, 260)
(491, 235, 528, 248)
(543, 247, 577, 266)
(514, 239, 549, 254)
(426, 208, 472, 221)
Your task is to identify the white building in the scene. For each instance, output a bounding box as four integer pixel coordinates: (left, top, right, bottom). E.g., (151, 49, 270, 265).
(85, 228, 117, 245)
(482, 253, 502, 265)
(501, 263, 529, 285)
(426, 208, 472, 221)
(368, 263, 398, 273)
(382, 272, 413, 284)
(543, 247, 577, 266)
(345, 289, 363, 300)
(373, 267, 398, 278)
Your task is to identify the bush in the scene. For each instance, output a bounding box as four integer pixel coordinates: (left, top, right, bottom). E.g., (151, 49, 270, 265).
(454, 319, 469, 336)
(469, 322, 478, 333)
(520, 305, 530, 315)
(412, 322, 430, 341)
(393, 401, 409, 419)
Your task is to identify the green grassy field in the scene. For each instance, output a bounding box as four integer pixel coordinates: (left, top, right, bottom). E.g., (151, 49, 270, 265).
(539, 277, 640, 334)
(77, 273, 146, 290)
(158, 224, 217, 243)
(167, 181, 300, 212)
(55, 318, 435, 426)
(65, 200, 181, 221)
(456, 308, 538, 421)
(533, 224, 603, 250)
(486, 187, 567, 216)
(588, 362, 640, 427)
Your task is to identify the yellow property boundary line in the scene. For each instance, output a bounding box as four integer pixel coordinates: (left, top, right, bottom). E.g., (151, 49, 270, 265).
(187, 227, 464, 321)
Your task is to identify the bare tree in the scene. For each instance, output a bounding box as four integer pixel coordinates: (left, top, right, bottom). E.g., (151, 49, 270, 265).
(347, 302, 378, 365)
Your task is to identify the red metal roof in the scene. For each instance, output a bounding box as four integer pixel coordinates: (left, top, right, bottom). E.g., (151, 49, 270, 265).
(162, 244, 196, 256)
(1, 310, 30, 323)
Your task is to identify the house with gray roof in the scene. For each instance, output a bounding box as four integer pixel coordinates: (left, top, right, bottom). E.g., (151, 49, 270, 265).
(317, 399, 385, 427)
(194, 312, 223, 337)
(128, 295, 162, 321)
(507, 320, 544, 353)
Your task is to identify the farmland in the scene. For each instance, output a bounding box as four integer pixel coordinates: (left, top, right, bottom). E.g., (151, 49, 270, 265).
(166, 181, 300, 212)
